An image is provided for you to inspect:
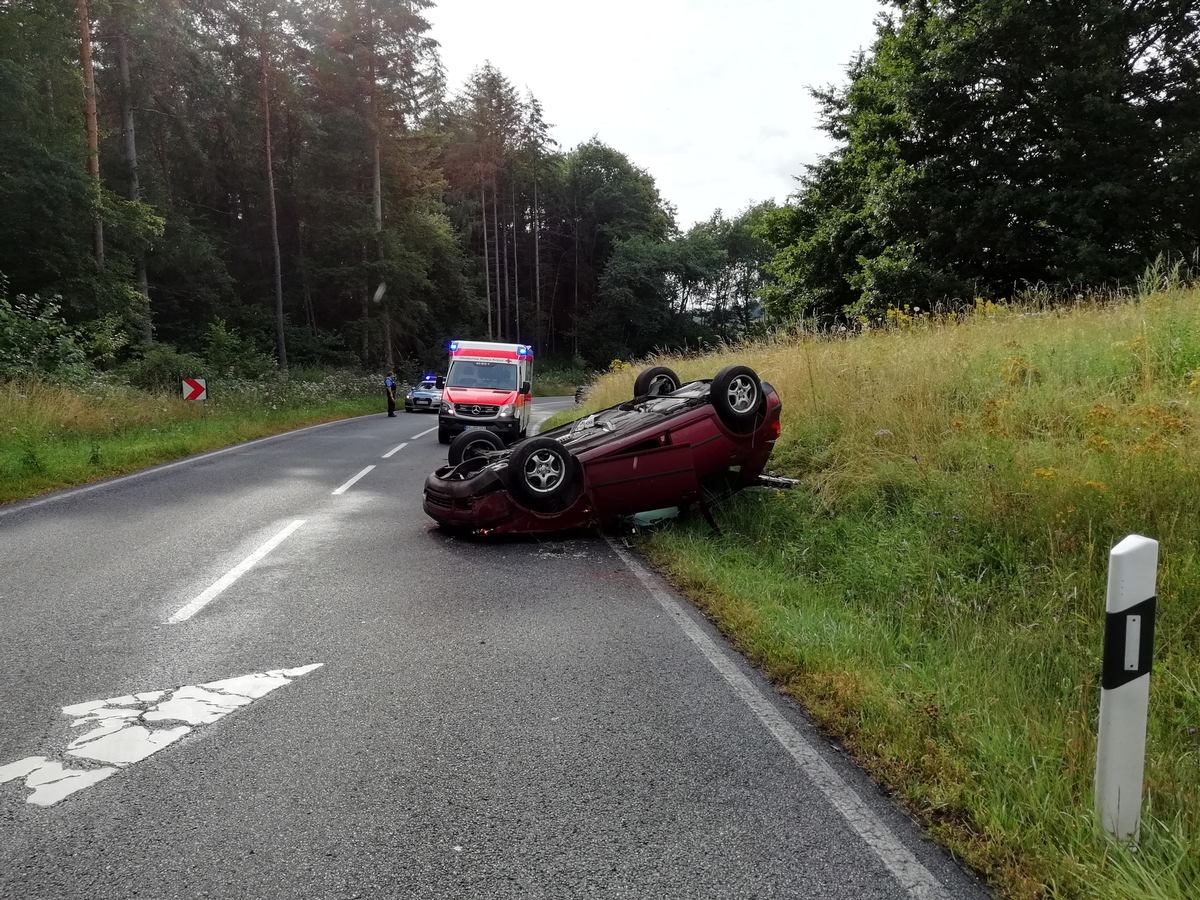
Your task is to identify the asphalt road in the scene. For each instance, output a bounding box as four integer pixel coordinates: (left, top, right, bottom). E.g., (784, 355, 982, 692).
(0, 398, 990, 900)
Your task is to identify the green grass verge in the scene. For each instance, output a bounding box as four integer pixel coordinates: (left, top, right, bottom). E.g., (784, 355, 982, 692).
(0, 376, 379, 504)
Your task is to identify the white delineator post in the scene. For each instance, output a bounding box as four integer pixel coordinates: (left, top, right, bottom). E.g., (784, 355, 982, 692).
(1095, 534, 1158, 841)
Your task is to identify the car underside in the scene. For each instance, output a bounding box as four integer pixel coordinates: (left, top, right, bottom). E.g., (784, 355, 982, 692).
(423, 364, 782, 536)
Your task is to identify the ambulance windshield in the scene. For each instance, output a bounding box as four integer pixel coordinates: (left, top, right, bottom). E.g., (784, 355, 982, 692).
(446, 360, 517, 390)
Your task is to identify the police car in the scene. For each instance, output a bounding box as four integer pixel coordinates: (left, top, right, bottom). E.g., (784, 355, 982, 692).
(404, 374, 443, 413)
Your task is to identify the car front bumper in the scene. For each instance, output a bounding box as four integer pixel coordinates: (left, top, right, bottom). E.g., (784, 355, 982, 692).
(437, 416, 522, 440)
(406, 395, 440, 412)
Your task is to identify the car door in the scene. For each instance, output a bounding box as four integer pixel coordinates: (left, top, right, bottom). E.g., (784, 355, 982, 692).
(584, 440, 700, 515)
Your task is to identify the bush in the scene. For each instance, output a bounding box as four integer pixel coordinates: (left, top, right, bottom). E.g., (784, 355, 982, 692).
(0, 274, 91, 381)
(203, 319, 276, 378)
(117, 344, 206, 393)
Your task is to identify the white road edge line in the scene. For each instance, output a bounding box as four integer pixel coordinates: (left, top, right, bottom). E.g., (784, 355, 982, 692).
(382, 442, 409, 459)
(411, 425, 438, 439)
(168, 520, 306, 624)
(332, 465, 375, 495)
(606, 538, 951, 900)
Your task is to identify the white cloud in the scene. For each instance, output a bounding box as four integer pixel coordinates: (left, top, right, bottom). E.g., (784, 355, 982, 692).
(427, 0, 883, 228)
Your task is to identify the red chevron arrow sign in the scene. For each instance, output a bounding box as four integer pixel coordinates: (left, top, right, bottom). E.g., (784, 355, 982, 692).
(182, 378, 207, 401)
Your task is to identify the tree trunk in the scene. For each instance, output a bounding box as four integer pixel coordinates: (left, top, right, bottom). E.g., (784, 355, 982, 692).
(510, 180, 519, 343)
(368, 4, 392, 370)
(480, 165, 492, 339)
(573, 207, 580, 360)
(259, 22, 287, 369)
(298, 220, 315, 333)
(76, 0, 104, 263)
(492, 177, 502, 339)
(114, 14, 152, 341)
(151, 98, 174, 209)
(361, 285, 370, 363)
(533, 175, 541, 351)
(501, 183, 510, 342)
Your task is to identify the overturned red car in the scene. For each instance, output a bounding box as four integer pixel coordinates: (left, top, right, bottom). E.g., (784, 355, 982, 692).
(422, 364, 782, 535)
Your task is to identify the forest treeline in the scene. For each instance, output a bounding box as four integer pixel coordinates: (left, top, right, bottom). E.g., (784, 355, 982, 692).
(2, 0, 1198, 378)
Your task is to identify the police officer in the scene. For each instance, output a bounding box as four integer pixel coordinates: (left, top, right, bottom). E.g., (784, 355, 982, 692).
(385, 371, 397, 417)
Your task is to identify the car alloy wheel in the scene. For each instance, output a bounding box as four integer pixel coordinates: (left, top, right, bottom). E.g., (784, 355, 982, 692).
(725, 374, 758, 414)
(509, 437, 580, 512)
(711, 365, 765, 433)
(524, 448, 565, 492)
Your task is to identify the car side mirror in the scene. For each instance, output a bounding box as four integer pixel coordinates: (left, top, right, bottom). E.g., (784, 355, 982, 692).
(519, 381, 531, 396)
(435, 376, 445, 389)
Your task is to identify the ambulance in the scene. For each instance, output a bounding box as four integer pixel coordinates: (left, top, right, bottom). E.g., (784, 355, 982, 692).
(437, 340, 534, 444)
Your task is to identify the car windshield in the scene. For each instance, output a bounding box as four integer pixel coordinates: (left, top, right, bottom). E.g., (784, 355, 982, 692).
(446, 360, 517, 390)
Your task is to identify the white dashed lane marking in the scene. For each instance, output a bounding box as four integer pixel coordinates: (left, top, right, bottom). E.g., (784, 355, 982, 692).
(410, 425, 438, 439)
(382, 442, 408, 459)
(332, 465, 375, 495)
(167, 520, 306, 624)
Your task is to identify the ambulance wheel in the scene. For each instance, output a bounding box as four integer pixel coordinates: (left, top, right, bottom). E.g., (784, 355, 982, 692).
(438, 427, 452, 445)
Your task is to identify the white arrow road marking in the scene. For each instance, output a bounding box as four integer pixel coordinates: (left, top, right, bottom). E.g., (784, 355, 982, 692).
(382, 442, 408, 458)
(332, 465, 374, 495)
(0, 664, 322, 807)
(168, 520, 306, 624)
(0, 758, 117, 808)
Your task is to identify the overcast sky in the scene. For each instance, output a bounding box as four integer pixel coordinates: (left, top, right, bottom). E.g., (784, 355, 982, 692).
(425, 0, 886, 230)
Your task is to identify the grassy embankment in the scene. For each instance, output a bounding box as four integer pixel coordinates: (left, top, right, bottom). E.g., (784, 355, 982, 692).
(0, 370, 381, 504)
(560, 287, 1200, 899)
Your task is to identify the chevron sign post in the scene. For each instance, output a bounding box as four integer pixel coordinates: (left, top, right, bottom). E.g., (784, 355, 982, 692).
(1095, 534, 1158, 841)
(182, 378, 207, 401)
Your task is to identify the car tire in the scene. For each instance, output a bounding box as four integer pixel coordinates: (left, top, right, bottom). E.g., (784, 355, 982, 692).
(710, 365, 765, 433)
(448, 429, 506, 466)
(437, 427, 452, 445)
(509, 437, 580, 512)
(633, 366, 681, 398)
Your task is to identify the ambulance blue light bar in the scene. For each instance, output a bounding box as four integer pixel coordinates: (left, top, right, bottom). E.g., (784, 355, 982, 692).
(449, 341, 459, 351)
(517, 346, 529, 357)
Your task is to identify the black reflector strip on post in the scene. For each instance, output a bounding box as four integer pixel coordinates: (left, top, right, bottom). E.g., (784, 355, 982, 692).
(1101, 595, 1156, 689)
